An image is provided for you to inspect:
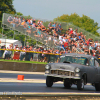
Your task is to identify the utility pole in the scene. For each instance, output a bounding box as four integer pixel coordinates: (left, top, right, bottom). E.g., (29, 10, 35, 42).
(24, 35, 26, 46)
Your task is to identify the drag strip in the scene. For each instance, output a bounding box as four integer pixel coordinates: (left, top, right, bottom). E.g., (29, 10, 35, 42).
(0, 82, 97, 93)
(0, 70, 98, 93)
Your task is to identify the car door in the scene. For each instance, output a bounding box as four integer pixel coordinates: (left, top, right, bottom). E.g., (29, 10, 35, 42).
(97, 63, 100, 82)
(86, 57, 98, 83)
(93, 59, 100, 82)
(95, 59, 100, 82)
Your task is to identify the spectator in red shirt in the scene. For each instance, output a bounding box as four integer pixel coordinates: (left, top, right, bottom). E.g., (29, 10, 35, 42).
(64, 41, 68, 50)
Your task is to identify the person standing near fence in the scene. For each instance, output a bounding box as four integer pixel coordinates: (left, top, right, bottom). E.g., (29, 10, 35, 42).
(20, 46, 26, 61)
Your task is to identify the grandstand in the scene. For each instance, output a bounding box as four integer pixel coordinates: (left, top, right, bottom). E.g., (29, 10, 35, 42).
(1, 13, 100, 62)
(1, 13, 100, 55)
(1, 13, 82, 53)
(2, 13, 59, 50)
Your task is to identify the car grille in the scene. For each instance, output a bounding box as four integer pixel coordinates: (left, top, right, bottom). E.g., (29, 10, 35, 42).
(51, 70, 74, 76)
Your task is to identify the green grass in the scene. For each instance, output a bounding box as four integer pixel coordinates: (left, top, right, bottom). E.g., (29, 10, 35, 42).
(0, 59, 47, 64)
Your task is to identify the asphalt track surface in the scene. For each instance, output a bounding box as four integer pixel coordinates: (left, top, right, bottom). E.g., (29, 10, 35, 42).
(0, 70, 99, 93)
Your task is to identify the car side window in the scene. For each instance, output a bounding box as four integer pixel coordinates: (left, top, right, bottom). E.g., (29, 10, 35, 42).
(95, 60, 99, 68)
(84, 58, 89, 66)
(59, 56, 65, 62)
(90, 58, 94, 66)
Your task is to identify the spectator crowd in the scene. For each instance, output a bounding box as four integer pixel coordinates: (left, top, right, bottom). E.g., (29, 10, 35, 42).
(1, 15, 100, 62)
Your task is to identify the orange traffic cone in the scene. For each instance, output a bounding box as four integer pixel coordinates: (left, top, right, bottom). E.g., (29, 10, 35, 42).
(17, 75, 24, 80)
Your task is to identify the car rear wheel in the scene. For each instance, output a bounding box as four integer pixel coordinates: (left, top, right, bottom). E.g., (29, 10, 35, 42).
(77, 79, 84, 90)
(46, 76, 53, 87)
(95, 83, 100, 91)
(64, 79, 72, 89)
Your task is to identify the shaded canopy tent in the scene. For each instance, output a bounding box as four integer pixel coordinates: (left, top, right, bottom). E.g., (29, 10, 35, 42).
(0, 39, 22, 48)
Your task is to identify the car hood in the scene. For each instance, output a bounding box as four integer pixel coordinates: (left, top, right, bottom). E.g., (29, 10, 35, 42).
(49, 63, 84, 71)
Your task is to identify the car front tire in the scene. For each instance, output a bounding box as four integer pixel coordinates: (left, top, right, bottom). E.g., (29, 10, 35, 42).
(64, 79, 72, 89)
(77, 79, 84, 90)
(46, 76, 53, 87)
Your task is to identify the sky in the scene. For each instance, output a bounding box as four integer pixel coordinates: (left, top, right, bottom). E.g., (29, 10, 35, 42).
(13, 0, 100, 32)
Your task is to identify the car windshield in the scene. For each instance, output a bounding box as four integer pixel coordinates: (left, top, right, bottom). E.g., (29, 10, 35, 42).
(59, 56, 88, 65)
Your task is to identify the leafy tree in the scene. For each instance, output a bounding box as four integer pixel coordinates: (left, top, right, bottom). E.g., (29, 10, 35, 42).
(23, 15, 32, 19)
(14, 34, 25, 46)
(0, 0, 16, 37)
(16, 12, 23, 16)
(0, 0, 16, 20)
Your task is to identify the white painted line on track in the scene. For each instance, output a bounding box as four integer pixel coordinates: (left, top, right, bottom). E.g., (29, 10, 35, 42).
(0, 78, 63, 83)
(0, 70, 44, 75)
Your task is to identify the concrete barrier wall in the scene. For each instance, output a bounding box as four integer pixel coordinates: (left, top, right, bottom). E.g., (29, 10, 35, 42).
(0, 61, 46, 72)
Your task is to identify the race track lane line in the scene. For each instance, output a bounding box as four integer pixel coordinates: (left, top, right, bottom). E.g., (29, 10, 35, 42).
(0, 78, 62, 83)
(0, 78, 91, 85)
(0, 70, 44, 75)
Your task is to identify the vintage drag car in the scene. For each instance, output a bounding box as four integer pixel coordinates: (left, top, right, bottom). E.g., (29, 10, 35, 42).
(45, 53, 100, 91)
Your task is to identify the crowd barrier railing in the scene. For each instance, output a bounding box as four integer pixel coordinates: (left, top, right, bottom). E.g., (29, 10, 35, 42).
(0, 49, 61, 63)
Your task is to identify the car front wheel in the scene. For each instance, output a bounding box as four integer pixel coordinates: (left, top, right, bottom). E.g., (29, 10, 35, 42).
(64, 79, 72, 89)
(46, 76, 53, 87)
(77, 79, 84, 90)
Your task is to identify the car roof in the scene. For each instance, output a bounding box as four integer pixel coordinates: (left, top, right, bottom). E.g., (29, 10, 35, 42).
(61, 53, 96, 59)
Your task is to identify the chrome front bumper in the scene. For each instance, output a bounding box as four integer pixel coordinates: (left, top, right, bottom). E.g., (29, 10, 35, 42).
(45, 69, 81, 79)
(45, 74, 81, 79)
